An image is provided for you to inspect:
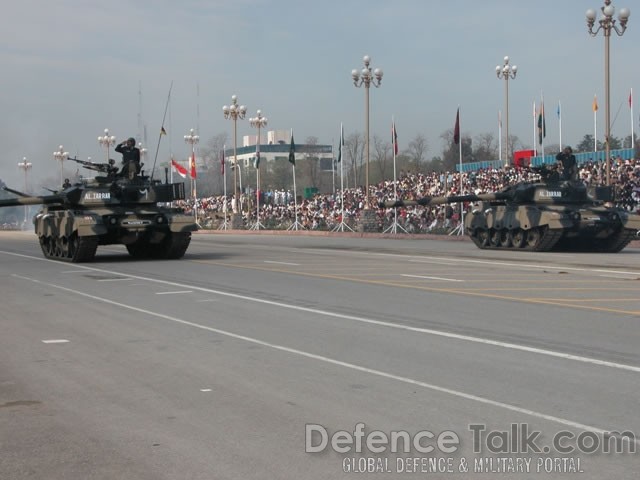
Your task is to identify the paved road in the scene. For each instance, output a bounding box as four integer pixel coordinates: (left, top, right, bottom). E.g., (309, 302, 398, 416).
(0, 231, 638, 479)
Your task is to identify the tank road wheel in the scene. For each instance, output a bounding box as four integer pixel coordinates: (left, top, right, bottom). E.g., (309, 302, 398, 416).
(59, 236, 70, 258)
(510, 229, 526, 249)
(470, 228, 490, 249)
(126, 242, 151, 259)
(500, 230, 512, 248)
(39, 236, 53, 258)
(152, 232, 192, 259)
(489, 229, 501, 247)
(524, 228, 542, 250)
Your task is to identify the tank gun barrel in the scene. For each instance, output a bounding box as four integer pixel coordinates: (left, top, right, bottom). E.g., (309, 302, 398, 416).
(2, 186, 30, 197)
(379, 192, 508, 209)
(0, 186, 82, 208)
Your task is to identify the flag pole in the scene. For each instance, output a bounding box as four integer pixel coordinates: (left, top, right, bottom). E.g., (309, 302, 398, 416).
(558, 101, 562, 151)
(532, 102, 536, 157)
(458, 106, 464, 236)
(287, 128, 303, 231)
(630, 88, 635, 148)
(219, 146, 229, 230)
(594, 94, 598, 153)
(498, 110, 502, 163)
(540, 93, 545, 160)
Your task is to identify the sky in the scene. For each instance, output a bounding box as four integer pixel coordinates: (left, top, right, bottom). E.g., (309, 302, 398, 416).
(1, 0, 638, 189)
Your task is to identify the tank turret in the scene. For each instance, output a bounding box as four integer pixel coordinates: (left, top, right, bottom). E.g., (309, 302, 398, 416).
(380, 168, 640, 252)
(0, 156, 198, 262)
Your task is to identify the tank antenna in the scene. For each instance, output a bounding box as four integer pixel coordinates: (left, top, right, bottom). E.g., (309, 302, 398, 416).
(150, 81, 173, 180)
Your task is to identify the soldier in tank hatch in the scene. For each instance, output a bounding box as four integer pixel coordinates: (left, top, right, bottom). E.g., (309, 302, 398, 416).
(115, 137, 141, 179)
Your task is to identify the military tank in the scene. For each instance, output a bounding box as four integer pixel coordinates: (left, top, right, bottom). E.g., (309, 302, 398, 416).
(381, 167, 640, 252)
(0, 156, 198, 262)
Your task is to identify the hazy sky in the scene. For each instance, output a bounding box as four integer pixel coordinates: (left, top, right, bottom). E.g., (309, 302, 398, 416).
(1, 0, 638, 188)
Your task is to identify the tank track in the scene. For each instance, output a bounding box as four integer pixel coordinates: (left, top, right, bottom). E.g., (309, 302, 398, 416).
(592, 228, 637, 253)
(470, 227, 562, 252)
(39, 234, 98, 262)
(126, 232, 192, 260)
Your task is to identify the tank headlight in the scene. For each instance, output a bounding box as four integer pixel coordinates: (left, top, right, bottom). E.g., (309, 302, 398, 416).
(109, 217, 118, 225)
(156, 215, 165, 224)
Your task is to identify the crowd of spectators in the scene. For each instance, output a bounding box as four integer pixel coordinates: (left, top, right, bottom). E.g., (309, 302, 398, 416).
(178, 157, 640, 233)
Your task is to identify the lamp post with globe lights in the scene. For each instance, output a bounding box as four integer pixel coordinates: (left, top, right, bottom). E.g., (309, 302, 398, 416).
(223, 96, 247, 216)
(352, 55, 383, 214)
(496, 56, 517, 166)
(53, 145, 69, 186)
(249, 110, 267, 230)
(98, 129, 116, 162)
(586, 0, 630, 186)
(17, 157, 32, 226)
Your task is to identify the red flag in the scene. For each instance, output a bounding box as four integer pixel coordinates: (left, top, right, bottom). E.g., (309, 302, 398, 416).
(392, 121, 398, 155)
(453, 108, 460, 145)
(190, 152, 197, 179)
(171, 159, 187, 178)
(220, 148, 225, 175)
(629, 89, 633, 108)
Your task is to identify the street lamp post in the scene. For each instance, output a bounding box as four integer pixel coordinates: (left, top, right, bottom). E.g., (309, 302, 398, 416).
(496, 56, 517, 166)
(223, 95, 247, 221)
(53, 145, 69, 186)
(587, 0, 630, 186)
(184, 129, 199, 223)
(97, 128, 116, 162)
(17, 157, 32, 226)
(352, 55, 383, 211)
(249, 110, 267, 230)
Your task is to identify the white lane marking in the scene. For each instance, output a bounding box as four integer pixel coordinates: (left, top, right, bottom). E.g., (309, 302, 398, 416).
(97, 278, 131, 282)
(598, 274, 640, 279)
(156, 290, 193, 295)
(200, 389, 212, 392)
(196, 299, 220, 303)
(303, 247, 640, 276)
(4, 252, 638, 374)
(14, 274, 638, 446)
(402, 274, 463, 282)
(408, 259, 459, 266)
(42, 339, 69, 344)
(264, 261, 300, 266)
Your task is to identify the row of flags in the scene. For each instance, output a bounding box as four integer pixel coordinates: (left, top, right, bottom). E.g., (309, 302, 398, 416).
(164, 86, 636, 180)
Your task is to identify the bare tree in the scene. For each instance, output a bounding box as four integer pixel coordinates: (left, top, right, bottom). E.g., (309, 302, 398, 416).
(345, 132, 364, 188)
(303, 136, 320, 188)
(372, 134, 391, 183)
(406, 134, 429, 173)
(197, 132, 229, 195)
(472, 133, 498, 162)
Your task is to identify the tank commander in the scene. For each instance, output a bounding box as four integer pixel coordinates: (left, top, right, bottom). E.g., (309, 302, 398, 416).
(115, 137, 141, 179)
(556, 146, 577, 182)
(62, 178, 71, 189)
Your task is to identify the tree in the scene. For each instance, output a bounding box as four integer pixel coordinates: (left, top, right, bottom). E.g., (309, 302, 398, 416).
(472, 133, 498, 162)
(372, 134, 391, 183)
(344, 132, 364, 188)
(198, 133, 229, 195)
(302, 136, 320, 188)
(576, 134, 602, 153)
(406, 134, 429, 173)
(439, 128, 472, 171)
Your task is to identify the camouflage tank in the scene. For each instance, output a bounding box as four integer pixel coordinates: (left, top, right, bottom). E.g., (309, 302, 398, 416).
(381, 167, 640, 252)
(0, 156, 198, 262)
